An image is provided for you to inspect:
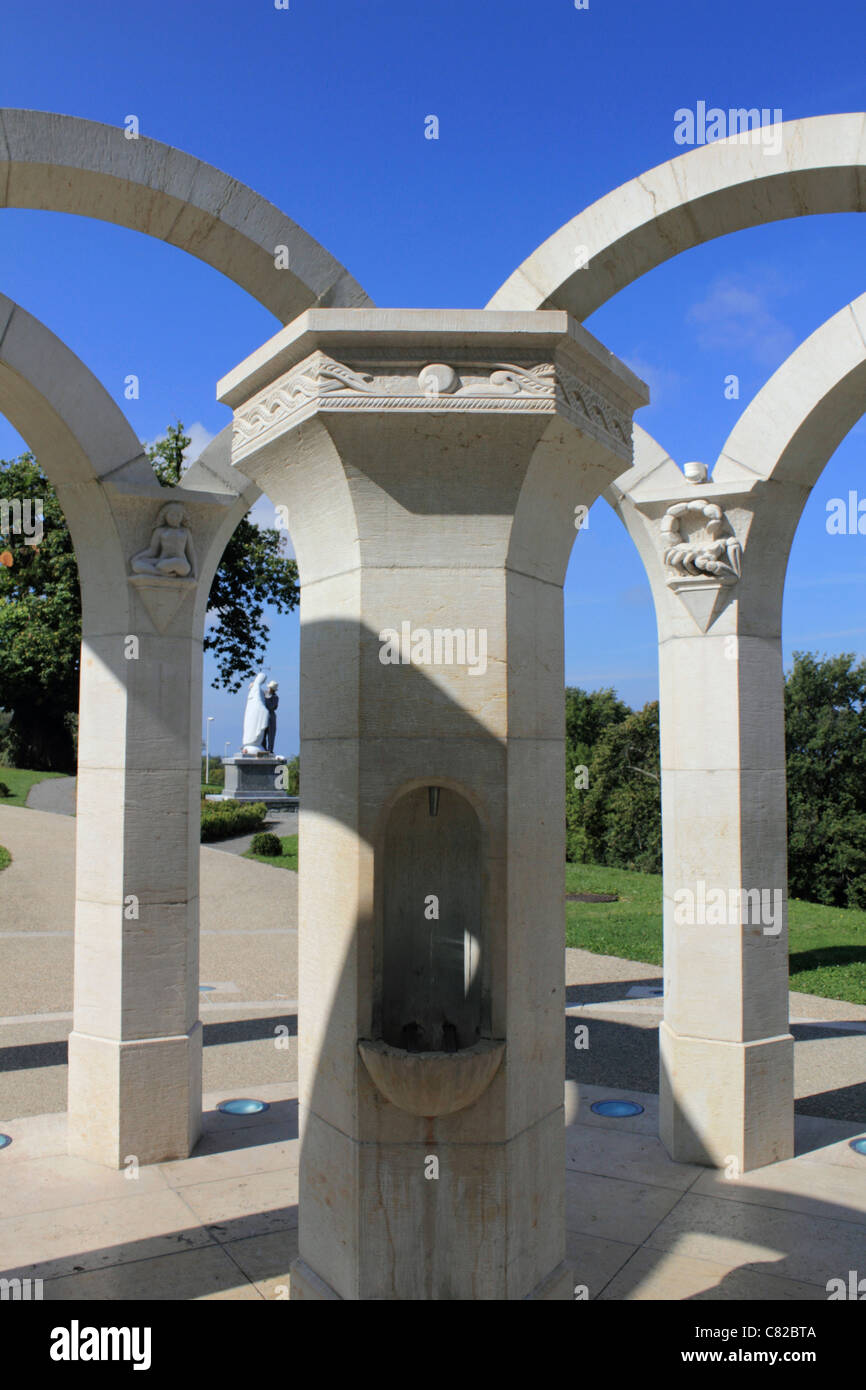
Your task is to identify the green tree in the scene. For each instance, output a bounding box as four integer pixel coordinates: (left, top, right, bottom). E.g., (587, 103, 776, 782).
(581, 701, 662, 873)
(283, 753, 299, 795)
(785, 651, 866, 908)
(0, 454, 80, 769)
(147, 423, 300, 692)
(0, 424, 299, 770)
(565, 686, 631, 861)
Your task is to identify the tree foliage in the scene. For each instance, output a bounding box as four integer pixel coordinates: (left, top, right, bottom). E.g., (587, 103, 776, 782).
(147, 423, 300, 693)
(566, 652, 866, 903)
(785, 651, 866, 908)
(567, 691, 661, 872)
(0, 424, 299, 769)
(0, 454, 80, 769)
(565, 686, 630, 862)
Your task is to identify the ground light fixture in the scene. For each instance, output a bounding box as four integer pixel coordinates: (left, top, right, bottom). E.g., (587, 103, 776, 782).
(218, 1098, 270, 1116)
(591, 1100, 645, 1118)
(850, 1138, 866, 1156)
(0, 1134, 11, 1149)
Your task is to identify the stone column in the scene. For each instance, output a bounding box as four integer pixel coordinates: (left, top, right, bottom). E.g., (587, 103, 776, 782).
(219, 309, 647, 1299)
(608, 451, 801, 1171)
(67, 463, 249, 1168)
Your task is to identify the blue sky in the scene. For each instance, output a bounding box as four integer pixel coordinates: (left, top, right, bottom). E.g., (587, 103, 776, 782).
(1, 0, 865, 757)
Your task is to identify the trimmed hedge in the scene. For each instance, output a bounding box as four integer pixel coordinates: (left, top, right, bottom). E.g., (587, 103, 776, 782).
(249, 831, 283, 857)
(201, 798, 267, 842)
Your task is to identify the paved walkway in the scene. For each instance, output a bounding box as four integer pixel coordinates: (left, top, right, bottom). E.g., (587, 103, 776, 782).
(0, 802, 864, 1301)
(0, 1079, 862, 1300)
(24, 775, 298, 854)
(25, 775, 76, 816)
(0, 806, 298, 1120)
(564, 951, 866, 1123)
(1, 804, 863, 1123)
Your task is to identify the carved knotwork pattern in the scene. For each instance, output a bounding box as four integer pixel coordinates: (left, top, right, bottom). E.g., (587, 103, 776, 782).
(231, 353, 631, 451)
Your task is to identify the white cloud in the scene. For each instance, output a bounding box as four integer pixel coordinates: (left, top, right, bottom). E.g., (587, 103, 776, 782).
(621, 354, 683, 407)
(245, 493, 297, 558)
(687, 272, 796, 367)
(183, 421, 216, 464)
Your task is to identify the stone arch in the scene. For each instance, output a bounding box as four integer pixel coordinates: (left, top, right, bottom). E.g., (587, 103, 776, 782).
(0, 293, 258, 619)
(598, 296, 866, 1170)
(0, 293, 269, 1168)
(612, 293, 866, 621)
(710, 291, 866, 616)
(0, 108, 372, 319)
(715, 291, 866, 491)
(487, 113, 866, 315)
(0, 290, 151, 601)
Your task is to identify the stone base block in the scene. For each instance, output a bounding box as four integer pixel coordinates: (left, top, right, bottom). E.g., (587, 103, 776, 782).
(290, 1258, 343, 1300)
(221, 756, 296, 806)
(659, 1020, 794, 1172)
(524, 1260, 575, 1300)
(294, 1105, 566, 1299)
(290, 1255, 574, 1302)
(67, 1023, 202, 1168)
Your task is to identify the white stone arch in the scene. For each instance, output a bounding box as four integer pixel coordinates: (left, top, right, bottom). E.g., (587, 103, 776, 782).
(719, 294, 866, 489)
(0, 291, 152, 603)
(488, 113, 866, 315)
(0, 108, 372, 319)
(0, 292, 265, 1166)
(598, 293, 866, 1171)
(615, 292, 866, 616)
(0, 293, 259, 618)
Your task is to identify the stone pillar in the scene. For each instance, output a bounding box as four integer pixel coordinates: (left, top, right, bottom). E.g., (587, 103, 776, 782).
(219, 309, 647, 1298)
(67, 468, 247, 1168)
(609, 454, 798, 1171)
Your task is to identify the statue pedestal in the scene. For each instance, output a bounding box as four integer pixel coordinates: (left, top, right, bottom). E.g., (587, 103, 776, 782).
(219, 756, 297, 807)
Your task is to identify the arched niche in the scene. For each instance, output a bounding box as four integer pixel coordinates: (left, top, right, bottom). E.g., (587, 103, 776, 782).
(378, 785, 487, 1053)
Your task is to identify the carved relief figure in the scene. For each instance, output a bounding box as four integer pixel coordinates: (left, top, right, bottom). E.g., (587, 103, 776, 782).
(661, 501, 742, 584)
(131, 503, 196, 578)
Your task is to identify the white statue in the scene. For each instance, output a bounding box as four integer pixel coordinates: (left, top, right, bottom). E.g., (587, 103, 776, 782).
(241, 672, 270, 754)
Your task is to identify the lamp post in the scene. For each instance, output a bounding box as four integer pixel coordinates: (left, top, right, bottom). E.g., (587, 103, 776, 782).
(205, 716, 214, 785)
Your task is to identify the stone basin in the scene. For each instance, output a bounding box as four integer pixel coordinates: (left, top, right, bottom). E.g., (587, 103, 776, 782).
(358, 1037, 506, 1117)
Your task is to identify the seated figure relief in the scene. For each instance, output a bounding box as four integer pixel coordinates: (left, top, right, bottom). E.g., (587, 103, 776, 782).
(130, 503, 196, 579)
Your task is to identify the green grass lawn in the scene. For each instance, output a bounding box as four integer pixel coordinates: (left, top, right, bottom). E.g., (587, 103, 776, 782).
(0, 845, 10, 872)
(0, 765, 67, 808)
(565, 861, 866, 1006)
(234, 844, 866, 1003)
(243, 833, 298, 872)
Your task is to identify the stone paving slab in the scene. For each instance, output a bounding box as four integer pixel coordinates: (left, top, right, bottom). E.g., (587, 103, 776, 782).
(0, 1080, 861, 1301)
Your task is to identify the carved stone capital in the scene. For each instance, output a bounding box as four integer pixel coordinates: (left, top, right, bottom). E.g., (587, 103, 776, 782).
(230, 348, 635, 462)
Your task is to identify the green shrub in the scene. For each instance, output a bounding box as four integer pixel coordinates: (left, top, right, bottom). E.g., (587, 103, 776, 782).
(283, 755, 299, 796)
(250, 831, 283, 856)
(200, 799, 266, 842)
(0, 782, 10, 798)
